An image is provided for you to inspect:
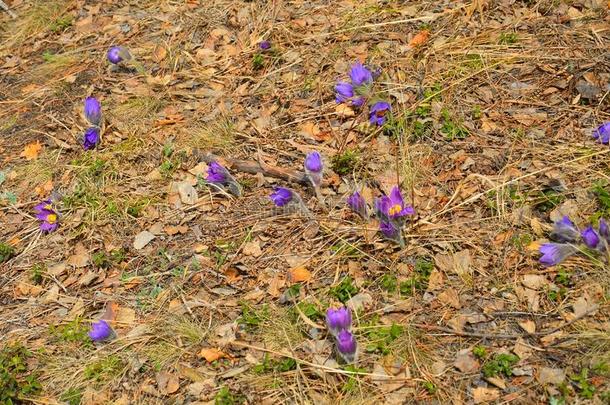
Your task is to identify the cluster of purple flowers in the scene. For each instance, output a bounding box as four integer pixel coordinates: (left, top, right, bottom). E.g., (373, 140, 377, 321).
(326, 306, 357, 363)
(335, 62, 392, 126)
(205, 161, 242, 196)
(347, 186, 415, 245)
(539, 216, 610, 266)
(34, 199, 60, 233)
(269, 151, 322, 212)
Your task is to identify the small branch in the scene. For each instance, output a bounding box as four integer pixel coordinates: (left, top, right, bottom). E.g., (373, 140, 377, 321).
(0, 0, 17, 19)
(195, 150, 311, 185)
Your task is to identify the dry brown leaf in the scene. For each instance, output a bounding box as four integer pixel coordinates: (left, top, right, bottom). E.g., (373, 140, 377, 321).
(67, 243, 90, 268)
(156, 371, 180, 395)
(518, 320, 536, 334)
(288, 266, 312, 283)
(242, 241, 262, 257)
(454, 349, 479, 373)
(21, 141, 42, 160)
(153, 44, 168, 62)
(408, 29, 430, 48)
(473, 387, 500, 403)
(199, 347, 227, 362)
(35, 180, 53, 198)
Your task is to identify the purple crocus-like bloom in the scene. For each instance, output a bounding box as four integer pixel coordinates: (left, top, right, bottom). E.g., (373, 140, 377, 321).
(326, 307, 351, 336)
(336, 330, 357, 363)
(593, 122, 610, 144)
(107, 46, 131, 65)
(335, 82, 354, 104)
(376, 186, 415, 221)
(349, 62, 373, 87)
(369, 101, 391, 126)
(88, 320, 113, 342)
(206, 161, 228, 184)
(305, 151, 322, 173)
(270, 187, 293, 207)
(259, 40, 271, 50)
(34, 199, 53, 213)
(581, 226, 600, 249)
(550, 216, 580, 243)
(539, 243, 577, 267)
(347, 191, 368, 218)
(84, 97, 102, 126)
(82, 127, 101, 150)
(380, 221, 399, 240)
(36, 208, 59, 233)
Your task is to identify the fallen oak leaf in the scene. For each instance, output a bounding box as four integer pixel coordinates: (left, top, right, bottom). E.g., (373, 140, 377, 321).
(408, 29, 430, 48)
(288, 266, 311, 283)
(21, 141, 42, 160)
(199, 347, 227, 363)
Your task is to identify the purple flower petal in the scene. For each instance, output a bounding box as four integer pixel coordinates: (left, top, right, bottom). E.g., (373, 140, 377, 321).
(599, 218, 609, 239)
(206, 161, 228, 184)
(84, 97, 102, 126)
(304, 151, 322, 173)
(369, 101, 391, 126)
(539, 243, 577, 267)
(270, 187, 293, 207)
(34, 200, 53, 213)
(347, 191, 368, 218)
(259, 40, 271, 50)
(550, 215, 580, 242)
(83, 127, 100, 150)
(380, 220, 399, 240)
(336, 330, 357, 363)
(88, 320, 113, 342)
(335, 82, 354, 104)
(581, 226, 600, 249)
(107, 46, 132, 65)
(593, 122, 610, 144)
(326, 307, 351, 336)
(349, 62, 373, 87)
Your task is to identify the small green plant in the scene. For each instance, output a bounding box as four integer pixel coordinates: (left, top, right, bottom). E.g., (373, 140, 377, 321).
(60, 388, 83, 405)
(342, 364, 366, 393)
(440, 109, 469, 140)
(423, 380, 437, 394)
(92, 251, 111, 269)
(329, 277, 359, 303)
(162, 142, 174, 158)
(472, 345, 487, 359)
(252, 354, 297, 374)
(159, 160, 175, 177)
(215, 386, 242, 405)
(399, 258, 434, 295)
(331, 149, 359, 175)
(31, 264, 45, 284)
(365, 323, 403, 354)
(0, 344, 41, 404)
(49, 318, 90, 345)
(49, 15, 73, 32)
(84, 355, 124, 382)
(511, 233, 532, 250)
(0, 242, 15, 263)
(472, 105, 482, 119)
(555, 268, 572, 286)
(571, 368, 595, 399)
(499, 32, 518, 44)
(252, 54, 264, 70)
(592, 181, 610, 214)
(237, 303, 269, 331)
(534, 189, 563, 212)
(380, 273, 397, 292)
(295, 302, 323, 321)
(482, 353, 519, 377)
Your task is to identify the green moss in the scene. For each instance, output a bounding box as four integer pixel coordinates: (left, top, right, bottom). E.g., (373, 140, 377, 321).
(331, 149, 359, 175)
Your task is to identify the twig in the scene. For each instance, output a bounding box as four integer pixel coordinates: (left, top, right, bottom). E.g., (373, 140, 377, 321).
(0, 0, 16, 19)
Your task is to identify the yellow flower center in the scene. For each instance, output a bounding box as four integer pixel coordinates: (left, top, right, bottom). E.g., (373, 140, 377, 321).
(47, 214, 57, 224)
(44, 204, 52, 210)
(388, 204, 402, 216)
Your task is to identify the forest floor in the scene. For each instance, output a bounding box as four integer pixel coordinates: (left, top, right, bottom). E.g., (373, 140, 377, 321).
(1, 0, 609, 404)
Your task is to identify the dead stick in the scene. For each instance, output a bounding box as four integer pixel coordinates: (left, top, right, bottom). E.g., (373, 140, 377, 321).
(196, 150, 329, 187)
(0, 0, 17, 18)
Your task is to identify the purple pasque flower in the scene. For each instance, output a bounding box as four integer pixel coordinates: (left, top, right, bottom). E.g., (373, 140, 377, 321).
(349, 62, 373, 87)
(593, 122, 610, 144)
(326, 307, 351, 336)
(206, 161, 228, 184)
(550, 216, 580, 243)
(336, 330, 357, 363)
(84, 97, 102, 126)
(107, 46, 132, 65)
(369, 101, 391, 126)
(335, 82, 354, 104)
(36, 208, 59, 233)
(270, 187, 293, 207)
(34, 199, 53, 213)
(83, 127, 101, 150)
(304, 151, 322, 173)
(88, 319, 113, 342)
(375, 186, 414, 221)
(259, 40, 271, 50)
(539, 243, 577, 267)
(379, 220, 400, 241)
(304, 151, 323, 188)
(581, 226, 600, 249)
(347, 191, 368, 218)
